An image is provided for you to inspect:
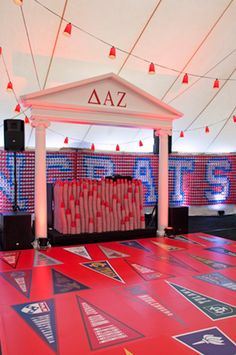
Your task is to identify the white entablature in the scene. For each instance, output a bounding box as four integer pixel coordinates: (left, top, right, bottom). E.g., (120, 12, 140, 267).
(21, 72, 182, 130)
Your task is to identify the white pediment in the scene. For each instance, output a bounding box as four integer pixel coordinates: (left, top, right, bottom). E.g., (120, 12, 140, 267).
(21, 73, 182, 130)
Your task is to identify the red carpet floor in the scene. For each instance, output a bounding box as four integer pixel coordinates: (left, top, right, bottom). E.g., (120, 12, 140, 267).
(1, 232, 236, 355)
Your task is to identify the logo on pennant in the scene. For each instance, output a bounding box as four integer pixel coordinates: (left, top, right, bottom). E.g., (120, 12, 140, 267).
(1, 270, 32, 298)
(119, 241, 151, 253)
(167, 281, 236, 320)
(150, 254, 198, 272)
(81, 260, 125, 283)
(99, 245, 129, 259)
(205, 247, 236, 257)
(13, 299, 58, 352)
(63, 246, 92, 260)
(52, 269, 90, 294)
(187, 253, 235, 270)
(0, 251, 20, 268)
(152, 241, 184, 251)
(125, 259, 173, 281)
(77, 296, 143, 350)
(34, 251, 63, 267)
(174, 235, 204, 246)
(174, 327, 236, 354)
(195, 235, 232, 245)
(194, 272, 236, 291)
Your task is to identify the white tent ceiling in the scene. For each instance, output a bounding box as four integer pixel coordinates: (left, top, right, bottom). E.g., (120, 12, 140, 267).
(0, 0, 235, 153)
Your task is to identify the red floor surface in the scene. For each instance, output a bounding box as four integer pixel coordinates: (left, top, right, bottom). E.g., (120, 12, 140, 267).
(1, 232, 236, 355)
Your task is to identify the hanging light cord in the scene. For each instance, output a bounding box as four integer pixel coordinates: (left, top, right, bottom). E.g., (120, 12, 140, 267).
(32, 0, 236, 81)
(43, 0, 69, 89)
(117, 0, 162, 75)
(161, 0, 235, 101)
(20, 6, 41, 90)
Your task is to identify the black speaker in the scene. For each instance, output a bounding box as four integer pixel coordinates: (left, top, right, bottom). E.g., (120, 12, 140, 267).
(168, 207, 189, 234)
(0, 212, 33, 250)
(4, 119, 25, 151)
(153, 132, 172, 154)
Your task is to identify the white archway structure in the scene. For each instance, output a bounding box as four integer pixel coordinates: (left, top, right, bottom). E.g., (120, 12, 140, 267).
(21, 73, 182, 241)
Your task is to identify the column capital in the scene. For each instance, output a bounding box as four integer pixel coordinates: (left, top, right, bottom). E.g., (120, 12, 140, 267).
(31, 119, 50, 129)
(154, 128, 172, 137)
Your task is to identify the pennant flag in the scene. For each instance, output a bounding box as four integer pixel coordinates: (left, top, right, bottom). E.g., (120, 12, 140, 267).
(77, 296, 143, 350)
(195, 235, 232, 245)
(0, 251, 20, 268)
(13, 299, 58, 352)
(125, 260, 173, 281)
(34, 251, 63, 267)
(52, 269, 90, 294)
(174, 327, 236, 355)
(63, 246, 92, 260)
(124, 348, 134, 355)
(1, 270, 32, 298)
(167, 281, 236, 320)
(205, 247, 236, 257)
(119, 241, 151, 253)
(81, 260, 125, 283)
(99, 245, 129, 259)
(152, 241, 184, 251)
(150, 254, 198, 272)
(174, 235, 204, 246)
(194, 272, 236, 292)
(187, 253, 235, 270)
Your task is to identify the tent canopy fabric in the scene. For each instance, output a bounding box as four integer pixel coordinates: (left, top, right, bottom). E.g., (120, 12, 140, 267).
(0, 0, 235, 152)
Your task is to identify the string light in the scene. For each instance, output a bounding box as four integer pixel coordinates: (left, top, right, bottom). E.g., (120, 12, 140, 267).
(91, 143, 95, 151)
(7, 81, 13, 92)
(116, 144, 120, 151)
(139, 140, 143, 147)
(180, 131, 184, 138)
(0, 47, 2, 55)
(213, 78, 219, 88)
(13, 0, 23, 5)
(233, 115, 236, 123)
(64, 137, 69, 144)
(24, 116, 30, 124)
(205, 126, 210, 133)
(63, 23, 72, 36)
(14, 104, 21, 113)
(182, 73, 188, 84)
(148, 62, 155, 74)
(109, 46, 116, 59)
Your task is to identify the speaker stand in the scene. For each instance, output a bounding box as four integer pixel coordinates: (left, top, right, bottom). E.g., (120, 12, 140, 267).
(32, 237, 51, 250)
(12, 152, 20, 212)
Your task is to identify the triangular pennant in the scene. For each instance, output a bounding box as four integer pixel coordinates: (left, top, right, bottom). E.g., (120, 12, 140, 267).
(34, 251, 63, 267)
(187, 253, 235, 270)
(205, 247, 236, 257)
(124, 348, 134, 355)
(52, 269, 90, 294)
(150, 254, 198, 272)
(81, 260, 125, 283)
(119, 241, 151, 253)
(174, 327, 236, 355)
(63, 246, 92, 260)
(167, 282, 236, 320)
(77, 296, 143, 350)
(0, 251, 20, 268)
(12, 299, 58, 352)
(195, 235, 232, 244)
(174, 235, 204, 246)
(125, 259, 173, 281)
(194, 272, 236, 292)
(152, 241, 184, 251)
(99, 245, 129, 259)
(1, 269, 32, 298)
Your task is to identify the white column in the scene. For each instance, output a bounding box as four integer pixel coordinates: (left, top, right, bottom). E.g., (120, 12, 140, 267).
(156, 129, 170, 236)
(31, 120, 50, 239)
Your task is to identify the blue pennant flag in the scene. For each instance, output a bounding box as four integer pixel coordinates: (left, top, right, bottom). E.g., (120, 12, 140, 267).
(52, 269, 90, 294)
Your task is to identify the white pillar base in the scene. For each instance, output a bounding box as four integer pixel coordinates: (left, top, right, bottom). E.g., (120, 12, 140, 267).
(32, 238, 51, 250)
(156, 229, 165, 237)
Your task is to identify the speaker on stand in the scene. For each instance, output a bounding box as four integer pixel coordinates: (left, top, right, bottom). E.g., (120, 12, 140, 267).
(4, 119, 25, 211)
